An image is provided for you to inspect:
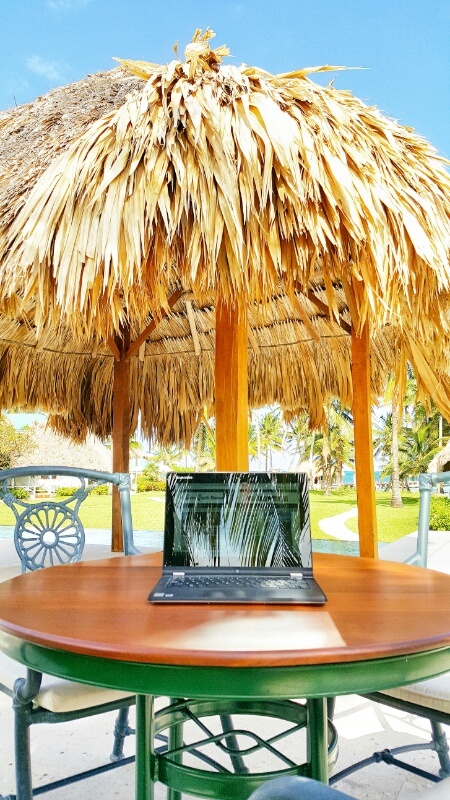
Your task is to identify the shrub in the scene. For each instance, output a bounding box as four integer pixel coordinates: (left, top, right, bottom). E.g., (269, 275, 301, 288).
(90, 484, 109, 495)
(10, 487, 29, 500)
(331, 486, 355, 496)
(55, 486, 77, 498)
(137, 476, 166, 493)
(429, 496, 450, 531)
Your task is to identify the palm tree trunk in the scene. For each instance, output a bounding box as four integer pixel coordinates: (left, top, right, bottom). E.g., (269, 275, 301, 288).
(308, 432, 315, 487)
(255, 413, 261, 466)
(391, 388, 403, 508)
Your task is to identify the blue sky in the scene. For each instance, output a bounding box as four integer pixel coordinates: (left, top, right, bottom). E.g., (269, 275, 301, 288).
(1, 0, 449, 157)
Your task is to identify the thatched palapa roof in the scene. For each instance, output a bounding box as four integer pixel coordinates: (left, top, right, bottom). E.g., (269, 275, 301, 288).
(0, 30, 449, 340)
(0, 30, 449, 445)
(0, 291, 394, 443)
(428, 442, 450, 475)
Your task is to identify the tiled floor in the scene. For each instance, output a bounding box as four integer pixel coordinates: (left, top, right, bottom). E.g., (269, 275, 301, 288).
(1, 533, 450, 799)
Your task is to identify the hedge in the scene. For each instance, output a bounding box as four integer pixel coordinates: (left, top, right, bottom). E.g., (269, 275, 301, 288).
(137, 477, 166, 493)
(429, 495, 450, 531)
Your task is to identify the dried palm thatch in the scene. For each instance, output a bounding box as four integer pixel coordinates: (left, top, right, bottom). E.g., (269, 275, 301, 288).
(0, 29, 449, 346)
(428, 441, 450, 475)
(0, 290, 355, 443)
(14, 422, 111, 471)
(1, 286, 450, 447)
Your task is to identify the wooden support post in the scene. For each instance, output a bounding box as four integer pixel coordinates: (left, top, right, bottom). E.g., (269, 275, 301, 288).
(351, 322, 378, 558)
(215, 297, 249, 471)
(111, 325, 131, 552)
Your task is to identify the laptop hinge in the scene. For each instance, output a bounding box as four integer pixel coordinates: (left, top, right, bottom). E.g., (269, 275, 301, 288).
(172, 571, 185, 577)
(290, 572, 304, 579)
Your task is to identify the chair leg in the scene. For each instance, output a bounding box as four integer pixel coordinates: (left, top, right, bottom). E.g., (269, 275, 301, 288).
(326, 698, 336, 720)
(12, 670, 42, 800)
(110, 705, 135, 762)
(219, 714, 249, 773)
(431, 720, 450, 778)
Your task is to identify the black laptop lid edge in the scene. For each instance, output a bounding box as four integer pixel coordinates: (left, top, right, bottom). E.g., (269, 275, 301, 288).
(162, 471, 313, 572)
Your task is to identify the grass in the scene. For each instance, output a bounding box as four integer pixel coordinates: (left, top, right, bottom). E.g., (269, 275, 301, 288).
(309, 490, 360, 540)
(0, 492, 166, 532)
(0, 489, 420, 544)
(345, 492, 420, 542)
(310, 489, 420, 542)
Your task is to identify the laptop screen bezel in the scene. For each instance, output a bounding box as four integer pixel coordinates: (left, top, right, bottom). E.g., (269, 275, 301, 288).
(162, 471, 312, 571)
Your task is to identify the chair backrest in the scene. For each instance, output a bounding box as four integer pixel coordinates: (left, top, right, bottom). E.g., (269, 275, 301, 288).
(405, 471, 450, 569)
(0, 466, 134, 572)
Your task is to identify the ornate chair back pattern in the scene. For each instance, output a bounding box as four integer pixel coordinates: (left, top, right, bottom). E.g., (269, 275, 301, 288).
(0, 465, 136, 800)
(0, 466, 134, 572)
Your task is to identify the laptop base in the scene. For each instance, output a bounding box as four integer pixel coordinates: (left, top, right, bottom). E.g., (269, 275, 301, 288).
(148, 575, 327, 604)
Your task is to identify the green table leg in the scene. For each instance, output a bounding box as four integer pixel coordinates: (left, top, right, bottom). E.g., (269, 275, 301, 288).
(136, 694, 153, 800)
(307, 698, 329, 784)
(168, 698, 183, 800)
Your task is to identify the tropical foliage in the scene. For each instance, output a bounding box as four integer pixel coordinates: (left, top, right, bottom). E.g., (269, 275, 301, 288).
(0, 414, 35, 470)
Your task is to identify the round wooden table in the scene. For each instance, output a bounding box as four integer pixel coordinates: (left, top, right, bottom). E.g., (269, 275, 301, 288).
(1, 552, 450, 799)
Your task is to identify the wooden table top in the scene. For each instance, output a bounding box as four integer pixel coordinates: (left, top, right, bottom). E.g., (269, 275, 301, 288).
(1, 553, 450, 669)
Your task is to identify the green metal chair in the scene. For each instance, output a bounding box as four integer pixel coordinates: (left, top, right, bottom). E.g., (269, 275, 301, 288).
(330, 471, 450, 786)
(0, 466, 136, 800)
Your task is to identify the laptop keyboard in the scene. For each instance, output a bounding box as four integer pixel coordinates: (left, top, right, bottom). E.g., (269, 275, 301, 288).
(167, 575, 308, 590)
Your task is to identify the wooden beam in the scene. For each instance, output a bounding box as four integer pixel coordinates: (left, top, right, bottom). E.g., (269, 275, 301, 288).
(186, 300, 202, 355)
(126, 289, 186, 359)
(247, 326, 260, 354)
(307, 289, 352, 334)
(351, 321, 378, 558)
(111, 324, 131, 552)
(215, 296, 249, 471)
(293, 279, 351, 334)
(291, 294, 321, 342)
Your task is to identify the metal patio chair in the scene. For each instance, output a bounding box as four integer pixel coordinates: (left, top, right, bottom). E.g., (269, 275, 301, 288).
(0, 466, 136, 800)
(330, 471, 450, 786)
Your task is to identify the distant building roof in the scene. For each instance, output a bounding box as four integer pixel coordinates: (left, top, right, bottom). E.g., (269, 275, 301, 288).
(14, 422, 111, 472)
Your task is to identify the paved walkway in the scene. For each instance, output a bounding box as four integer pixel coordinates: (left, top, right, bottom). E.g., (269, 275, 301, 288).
(318, 508, 359, 541)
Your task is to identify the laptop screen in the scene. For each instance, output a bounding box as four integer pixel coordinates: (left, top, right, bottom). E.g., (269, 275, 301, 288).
(163, 472, 311, 569)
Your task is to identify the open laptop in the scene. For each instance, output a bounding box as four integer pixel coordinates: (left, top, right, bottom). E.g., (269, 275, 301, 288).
(148, 472, 327, 604)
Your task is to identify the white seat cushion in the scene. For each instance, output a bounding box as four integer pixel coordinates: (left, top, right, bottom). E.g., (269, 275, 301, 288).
(381, 672, 450, 715)
(0, 651, 133, 713)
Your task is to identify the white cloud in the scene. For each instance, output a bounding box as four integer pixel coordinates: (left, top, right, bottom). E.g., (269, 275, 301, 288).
(26, 55, 64, 82)
(47, 0, 91, 9)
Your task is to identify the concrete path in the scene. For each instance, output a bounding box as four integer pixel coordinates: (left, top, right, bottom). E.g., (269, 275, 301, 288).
(318, 508, 359, 541)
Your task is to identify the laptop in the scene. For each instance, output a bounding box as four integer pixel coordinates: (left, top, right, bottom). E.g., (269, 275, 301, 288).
(148, 471, 327, 604)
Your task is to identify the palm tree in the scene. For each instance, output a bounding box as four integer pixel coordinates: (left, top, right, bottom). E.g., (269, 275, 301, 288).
(381, 368, 417, 507)
(313, 405, 353, 493)
(399, 421, 444, 479)
(258, 410, 285, 471)
(192, 416, 258, 471)
(193, 418, 216, 471)
(148, 443, 186, 472)
(285, 414, 311, 470)
(129, 438, 143, 470)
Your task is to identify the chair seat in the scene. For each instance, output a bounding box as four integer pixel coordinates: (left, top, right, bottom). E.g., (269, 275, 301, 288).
(0, 651, 133, 713)
(381, 672, 450, 715)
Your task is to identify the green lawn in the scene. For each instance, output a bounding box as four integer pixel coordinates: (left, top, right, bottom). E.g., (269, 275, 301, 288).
(0, 489, 420, 544)
(344, 492, 420, 542)
(0, 493, 166, 531)
(310, 490, 420, 542)
(309, 490, 360, 540)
